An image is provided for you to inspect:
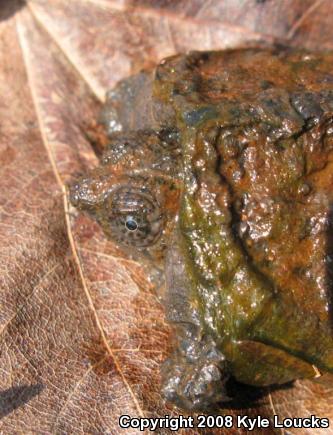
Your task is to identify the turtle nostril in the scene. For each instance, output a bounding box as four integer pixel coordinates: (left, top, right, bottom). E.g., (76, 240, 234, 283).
(68, 183, 81, 207)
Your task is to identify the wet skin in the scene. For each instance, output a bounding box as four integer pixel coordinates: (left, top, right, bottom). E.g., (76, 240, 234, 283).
(70, 47, 333, 410)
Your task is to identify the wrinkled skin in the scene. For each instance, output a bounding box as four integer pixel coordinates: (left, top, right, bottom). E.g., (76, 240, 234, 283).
(70, 47, 333, 410)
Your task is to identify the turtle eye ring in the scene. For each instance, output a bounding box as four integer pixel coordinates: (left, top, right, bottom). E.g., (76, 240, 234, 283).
(106, 186, 164, 247)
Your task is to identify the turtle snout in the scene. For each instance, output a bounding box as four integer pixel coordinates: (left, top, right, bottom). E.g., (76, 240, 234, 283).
(68, 181, 81, 207)
(68, 177, 102, 210)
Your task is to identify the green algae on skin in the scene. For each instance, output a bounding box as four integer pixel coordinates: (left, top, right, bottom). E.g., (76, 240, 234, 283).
(70, 46, 333, 410)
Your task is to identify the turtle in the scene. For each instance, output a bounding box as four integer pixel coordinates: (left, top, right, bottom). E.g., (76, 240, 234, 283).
(69, 46, 333, 410)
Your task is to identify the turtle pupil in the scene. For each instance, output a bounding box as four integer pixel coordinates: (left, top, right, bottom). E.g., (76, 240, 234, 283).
(125, 216, 138, 231)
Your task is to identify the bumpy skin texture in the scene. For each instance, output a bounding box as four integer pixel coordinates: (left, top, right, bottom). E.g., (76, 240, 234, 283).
(70, 47, 333, 410)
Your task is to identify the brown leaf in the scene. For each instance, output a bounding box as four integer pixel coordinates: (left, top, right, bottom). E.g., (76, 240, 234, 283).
(1, 0, 333, 433)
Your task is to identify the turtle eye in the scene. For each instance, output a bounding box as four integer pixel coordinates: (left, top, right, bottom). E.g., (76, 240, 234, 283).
(125, 216, 139, 231)
(107, 187, 163, 247)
